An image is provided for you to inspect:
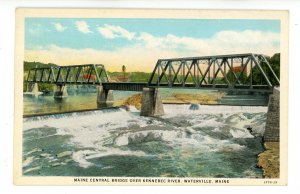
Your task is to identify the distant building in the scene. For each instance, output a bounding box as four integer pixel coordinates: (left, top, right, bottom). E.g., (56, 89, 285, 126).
(232, 65, 247, 75)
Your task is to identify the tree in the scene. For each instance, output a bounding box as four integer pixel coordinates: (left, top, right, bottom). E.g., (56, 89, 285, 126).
(223, 53, 280, 86)
(122, 65, 126, 79)
(252, 53, 280, 86)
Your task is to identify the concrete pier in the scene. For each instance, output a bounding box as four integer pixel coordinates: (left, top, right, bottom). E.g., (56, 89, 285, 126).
(26, 83, 39, 93)
(25, 83, 43, 96)
(140, 88, 164, 117)
(53, 84, 68, 99)
(264, 87, 280, 142)
(97, 85, 114, 108)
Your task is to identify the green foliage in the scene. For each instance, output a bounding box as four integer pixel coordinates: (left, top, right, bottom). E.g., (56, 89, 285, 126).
(23, 61, 58, 92)
(225, 72, 247, 84)
(24, 61, 58, 71)
(130, 72, 151, 82)
(38, 83, 54, 91)
(252, 53, 280, 86)
(222, 53, 280, 86)
(108, 71, 153, 82)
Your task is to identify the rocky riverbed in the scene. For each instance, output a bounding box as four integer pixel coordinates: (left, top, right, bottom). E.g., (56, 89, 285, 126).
(121, 92, 224, 110)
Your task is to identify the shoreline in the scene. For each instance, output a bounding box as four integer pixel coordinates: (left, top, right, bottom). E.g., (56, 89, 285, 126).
(257, 142, 280, 178)
(121, 93, 224, 110)
(23, 100, 267, 118)
(21, 101, 247, 118)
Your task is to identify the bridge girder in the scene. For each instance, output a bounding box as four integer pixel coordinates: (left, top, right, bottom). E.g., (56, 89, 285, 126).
(26, 64, 109, 85)
(25, 53, 280, 93)
(148, 53, 280, 90)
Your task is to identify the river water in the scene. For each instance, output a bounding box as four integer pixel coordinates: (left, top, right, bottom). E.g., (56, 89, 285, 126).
(23, 88, 268, 178)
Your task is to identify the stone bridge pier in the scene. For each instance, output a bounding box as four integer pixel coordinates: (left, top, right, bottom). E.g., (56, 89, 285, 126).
(140, 88, 164, 117)
(264, 87, 280, 142)
(26, 83, 39, 93)
(97, 85, 114, 108)
(26, 83, 43, 96)
(53, 84, 68, 99)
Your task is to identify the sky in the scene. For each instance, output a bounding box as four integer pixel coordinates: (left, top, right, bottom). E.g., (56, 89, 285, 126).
(25, 18, 280, 72)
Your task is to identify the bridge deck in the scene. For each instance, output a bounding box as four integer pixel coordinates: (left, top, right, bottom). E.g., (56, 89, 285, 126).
(104, 83, 274, 93)
(27, 80, 273, 93)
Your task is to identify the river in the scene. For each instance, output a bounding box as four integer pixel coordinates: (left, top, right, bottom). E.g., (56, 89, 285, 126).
(22, 87, 268, 178)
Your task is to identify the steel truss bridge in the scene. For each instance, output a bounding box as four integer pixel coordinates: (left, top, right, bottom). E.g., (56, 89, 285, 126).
(26, 53, 280, 93)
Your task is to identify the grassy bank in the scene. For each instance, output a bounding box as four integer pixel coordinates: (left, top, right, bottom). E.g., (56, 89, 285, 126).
(257, 142, 279, 178)
(170, 93, 224, 104)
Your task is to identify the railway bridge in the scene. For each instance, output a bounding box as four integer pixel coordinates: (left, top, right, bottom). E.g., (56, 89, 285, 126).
(25, 53, 280, 119)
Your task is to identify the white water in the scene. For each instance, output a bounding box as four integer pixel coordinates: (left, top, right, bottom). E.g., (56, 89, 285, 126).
(163, 104, 267, 116)
(23, 105, 267, 170)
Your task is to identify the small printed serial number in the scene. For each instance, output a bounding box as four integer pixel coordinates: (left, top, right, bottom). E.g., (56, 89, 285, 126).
(264, 180, 278, 184)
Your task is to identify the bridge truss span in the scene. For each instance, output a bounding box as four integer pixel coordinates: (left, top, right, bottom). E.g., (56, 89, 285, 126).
(25, 53, 280, 93)
(148, 53, 280, 92)
(26, 64, 109, 85)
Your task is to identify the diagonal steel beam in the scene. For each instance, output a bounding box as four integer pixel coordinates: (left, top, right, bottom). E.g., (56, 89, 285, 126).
(148, 60, 161, 85)
(195, 60, 208, 85)
(94, 65, 101, 84)
(211, 59, 230, 85)
(33, 68, 37, 82)
(183, 60, 197, 86)
(75, 66, 82, 83)
(157, 61, 171, 85)
(86, 65, 93, 83)
(50, 67, 56, 83)
(251, 54, 272, 87)
(40, 68, 45, 82)
(233, 57, 250, 85)
(224, 59, 241, 85)
(65, 67, 71, 84)
(172, 61, 183, 84)
(27, 70, 31, 82)
(170, 63, 181, 83)
(104, 66, 109, 82)
(260, 55, 280, 85)
(199, 59, 214, 86)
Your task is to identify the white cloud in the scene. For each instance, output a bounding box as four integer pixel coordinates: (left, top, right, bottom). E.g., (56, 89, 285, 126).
(75, 21, 92, 33)
(52, 22, 66, 32)
(28, 24, 42, 35)
(24, 44, 181, 72)
(25, 30, 280, 72)
(97, 24, 135, 40)
(137, 30, 280, 56)
(28, 28, 41, 36)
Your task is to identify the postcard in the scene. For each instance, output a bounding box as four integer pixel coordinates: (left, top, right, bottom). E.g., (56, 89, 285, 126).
(14, 8, 288, 185)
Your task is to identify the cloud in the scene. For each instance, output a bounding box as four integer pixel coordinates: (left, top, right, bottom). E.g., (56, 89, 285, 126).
(52, 22, 66, 32)
(137, 30, 280, 55)
(75, 21, 92, 33)
(28, 23, 42, 35)
(24, 44, 182, 72)
(97, 24, 135, 40)
(28, 28, 41, 36)
(25, 30, 280, 72)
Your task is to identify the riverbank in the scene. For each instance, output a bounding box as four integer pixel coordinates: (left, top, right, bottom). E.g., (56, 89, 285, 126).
(257, 142, 280, 178)
(121, 92, 224, 110)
